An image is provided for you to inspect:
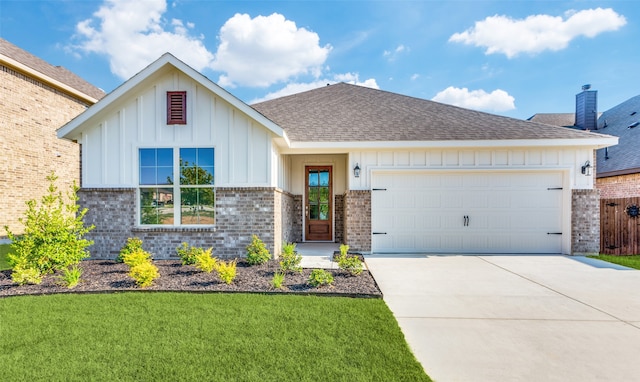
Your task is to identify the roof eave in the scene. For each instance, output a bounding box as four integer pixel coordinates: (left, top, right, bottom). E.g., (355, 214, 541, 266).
(280, 137, 619, 153)
(1, 53, 99, 104)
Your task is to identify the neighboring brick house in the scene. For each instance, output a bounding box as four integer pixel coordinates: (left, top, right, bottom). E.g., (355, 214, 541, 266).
(58, 53, 616, 258)
(0, 39, 104, 238)
(592, 95, 640, 198)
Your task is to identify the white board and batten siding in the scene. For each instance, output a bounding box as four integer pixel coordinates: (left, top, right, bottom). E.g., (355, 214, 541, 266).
(349, 148, 593, 255)
(80, 70, 275, 188)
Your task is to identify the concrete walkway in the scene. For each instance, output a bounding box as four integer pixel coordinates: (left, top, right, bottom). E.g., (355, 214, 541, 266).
(295, 242, 339, 269)
(365, 255, 640, 382)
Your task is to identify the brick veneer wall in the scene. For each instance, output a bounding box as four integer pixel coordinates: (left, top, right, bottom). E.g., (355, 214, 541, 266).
(1, 65, 90, 237)
(343, 190, 371, 252)
(79, 187, 285, 259)
(597, 174, 640, 199)
(571, 189, 600, 255)
(292, 195, 303, 242)
(334, 194, 344, 244)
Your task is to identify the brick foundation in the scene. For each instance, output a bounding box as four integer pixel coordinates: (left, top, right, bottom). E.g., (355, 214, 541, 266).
(571, 189, 600, 255)
(343, 190, 371, 252)
(79, 187, 290, 259)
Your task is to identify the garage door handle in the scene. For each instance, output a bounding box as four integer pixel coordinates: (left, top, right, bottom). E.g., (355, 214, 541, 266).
(547, 232, 562, 235)
(463, 215, 469, 226)
(372, 232, 387, 235)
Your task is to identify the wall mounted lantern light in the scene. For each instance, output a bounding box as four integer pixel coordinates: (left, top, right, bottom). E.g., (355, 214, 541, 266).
(581, 160, 592, 176)
(354, 163, 361, 178)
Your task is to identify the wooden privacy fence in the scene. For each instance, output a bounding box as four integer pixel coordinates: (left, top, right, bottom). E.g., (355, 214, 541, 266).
(601, 197, 640, 255)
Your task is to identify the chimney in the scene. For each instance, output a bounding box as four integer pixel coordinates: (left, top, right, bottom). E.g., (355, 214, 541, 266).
(575, 84, 597, 130)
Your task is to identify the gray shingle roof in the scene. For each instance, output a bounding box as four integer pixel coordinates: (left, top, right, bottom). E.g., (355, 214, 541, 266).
(595, 95, 640, 175)
(527, 113, 576, 127)
(0, 38, 105, 101)
(252, 83, 608, 142)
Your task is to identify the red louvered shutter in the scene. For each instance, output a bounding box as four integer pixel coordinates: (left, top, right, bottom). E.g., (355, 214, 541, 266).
(167, 91, 186, 124)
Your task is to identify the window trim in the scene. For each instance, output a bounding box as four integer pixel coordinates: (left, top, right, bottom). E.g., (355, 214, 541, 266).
(167, 91, 187, 125)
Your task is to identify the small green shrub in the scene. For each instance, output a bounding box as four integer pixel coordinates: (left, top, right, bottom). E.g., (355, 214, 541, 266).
(5, 173, 94, 282)
(271, 271, 285, 289)
(279, 242, 302, 273)
(246, 235, 271, 265)
(10, 265, 43, 285)
(57, 265, 82, 289)
(215, 259, 237, 284)
(117, 237, 144, 263)
(122, 249, 152, 268)
(128, 261, 159, 288)
(175, 242, 200, 265)
(195, 248, 217, 273)
(338, 254, 363, 276)
(308, 269, 334, 288)
(339, 244, 349, 257)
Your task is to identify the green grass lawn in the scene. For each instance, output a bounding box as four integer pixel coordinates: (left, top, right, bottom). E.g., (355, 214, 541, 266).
(0, 243, 11, 271)
(588, 254, 640, 270)
(0, 292, 431, 382)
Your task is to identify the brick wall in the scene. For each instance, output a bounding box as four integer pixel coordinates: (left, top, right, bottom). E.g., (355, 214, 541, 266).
(1, 65, 89, 237)
(343, 190, 371, 252)
(334, 194, 344, 244)
(597, 173, 640, 199)
(291, 195, 303, 242)
(571, 189, 600, 255)
(79, 187, 284, 259)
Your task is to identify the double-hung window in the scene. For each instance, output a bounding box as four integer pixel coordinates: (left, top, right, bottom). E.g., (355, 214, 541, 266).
(139, 148, 214, 226)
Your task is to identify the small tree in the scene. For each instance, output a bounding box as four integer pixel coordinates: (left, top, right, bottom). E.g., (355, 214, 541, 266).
(4, 173, 94, 284)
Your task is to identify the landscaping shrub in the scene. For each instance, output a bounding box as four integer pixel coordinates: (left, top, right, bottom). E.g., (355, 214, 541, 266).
(215, 259, 237, 284)
(308, 269, 334, 288)
(175, 242, 200, 265)
(57, 265, 82, 289)
(128, 261, 159, 288)
(271, 271, 285, 289)
(122, 249, 152, 268)
(246, 235, 271, 265)
(337, 254, 363, 276)
(117, 237, 144, 263)
(4, 173, 94, 284)
(339, 244, 349, 257)
(279, 242, 302, 273)
(10, 265, 43, 285)
(195, 248, 217, 273)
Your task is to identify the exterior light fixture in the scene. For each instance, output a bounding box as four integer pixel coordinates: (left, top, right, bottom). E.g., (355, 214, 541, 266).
(581, 160, 592, 176)
(354, 163, 361, 178)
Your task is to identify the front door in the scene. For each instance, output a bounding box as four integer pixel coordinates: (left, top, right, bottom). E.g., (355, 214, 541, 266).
(305, 166, 332, 241)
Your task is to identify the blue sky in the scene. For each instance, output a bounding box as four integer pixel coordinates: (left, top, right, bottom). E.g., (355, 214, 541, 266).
(1, 0, 637, 119)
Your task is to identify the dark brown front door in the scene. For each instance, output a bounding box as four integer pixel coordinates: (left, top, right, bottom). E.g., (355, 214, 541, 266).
(305, 166, 332, 241)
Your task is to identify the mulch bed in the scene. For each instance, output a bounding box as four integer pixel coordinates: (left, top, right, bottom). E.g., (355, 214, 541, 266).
(0, 259, 382, 298)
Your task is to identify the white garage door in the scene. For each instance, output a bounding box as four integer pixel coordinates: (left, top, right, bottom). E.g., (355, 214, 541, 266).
(371, 171, 565, 254)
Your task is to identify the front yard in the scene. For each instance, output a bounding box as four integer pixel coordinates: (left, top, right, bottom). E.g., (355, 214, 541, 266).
(589, 254, 640, 270)
(0, 292, 431, 381)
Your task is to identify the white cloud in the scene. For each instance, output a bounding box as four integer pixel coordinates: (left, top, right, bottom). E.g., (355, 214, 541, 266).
(213, 13, 332, 88)
(383, 44, 408, 61)
(71, 0, 213, 79)
(449, 7, 626, 58)
(251, 73, 378, 103)
(410, 73, 420, 81)
(432, 86, 515, 112)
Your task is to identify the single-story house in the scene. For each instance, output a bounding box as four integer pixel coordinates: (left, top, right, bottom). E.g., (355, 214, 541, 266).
(57, 53, 617, 258)
(1, 38, 104, 238)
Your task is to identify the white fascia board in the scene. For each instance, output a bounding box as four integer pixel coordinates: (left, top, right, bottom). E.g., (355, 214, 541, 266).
(280, 137, 619, 153)
(1, 53, 99, 104)
(57, 53, 284, 140)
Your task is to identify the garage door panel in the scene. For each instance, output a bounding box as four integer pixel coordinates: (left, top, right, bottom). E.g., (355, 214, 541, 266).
(371, 171, 565, 254)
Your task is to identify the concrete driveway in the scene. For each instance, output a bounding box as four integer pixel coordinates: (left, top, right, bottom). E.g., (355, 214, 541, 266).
(365, 255, 640, 382)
